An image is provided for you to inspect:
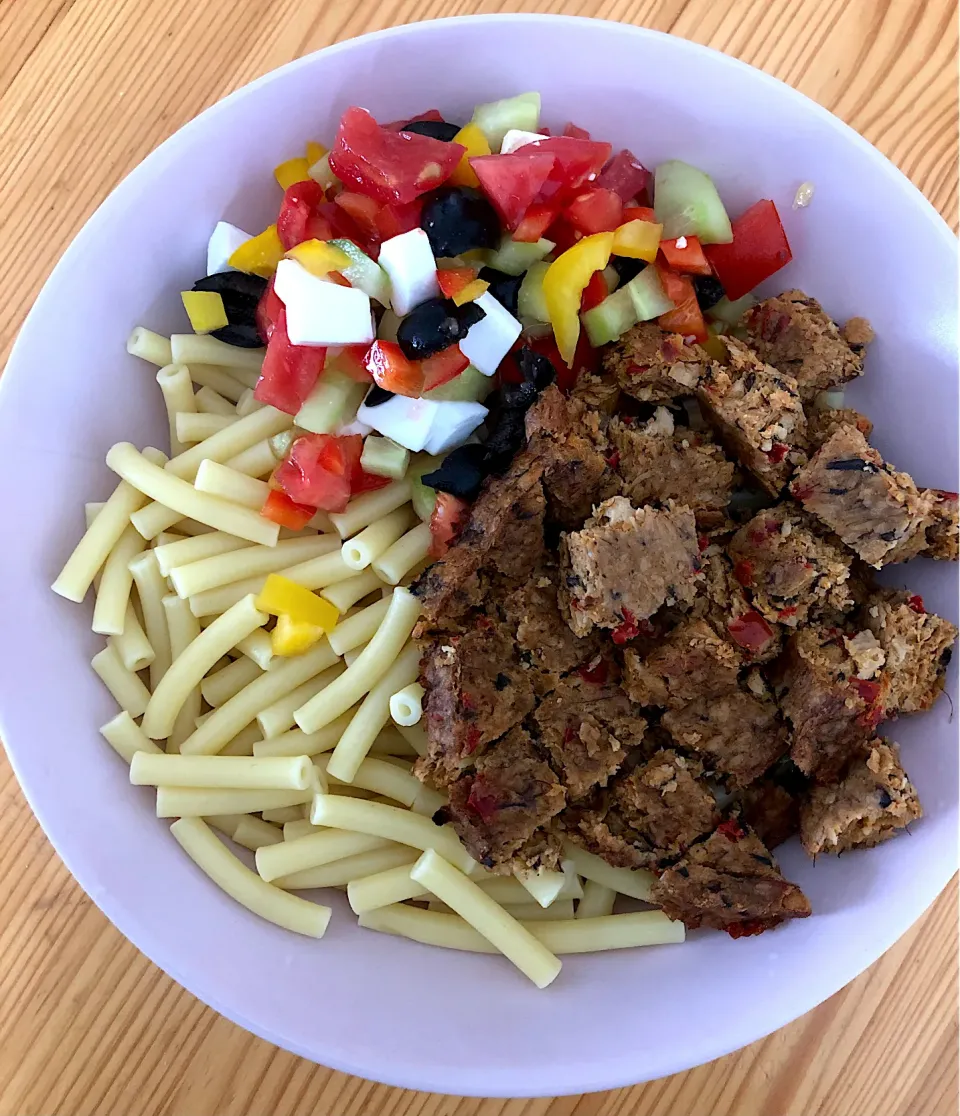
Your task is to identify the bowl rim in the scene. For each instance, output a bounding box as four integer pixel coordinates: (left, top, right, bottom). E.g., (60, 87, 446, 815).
(1, 12, 957, 1097)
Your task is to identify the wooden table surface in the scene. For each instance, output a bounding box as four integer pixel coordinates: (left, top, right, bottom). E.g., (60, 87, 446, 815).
(0, 1, 956, 1113)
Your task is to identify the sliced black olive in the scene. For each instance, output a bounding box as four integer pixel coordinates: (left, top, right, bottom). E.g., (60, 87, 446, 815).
(826, 458, 878, 472)
(422, 444, 486, 501)
(193, 272, 268, 348)
(482, 407, 528, 475)
(501, 380, 538, 412)
(193, 271, 268, 302)
(517, 346, 556, 391)
(420, 186, 501, 258)
(364, 385, 395, 407)
(610, 256, 646, 286)
(396, 297, 485, 360)
(211, 321, 263, 348)
(693, 273, 725, 311)
(478, 267, 523, 315)
(401, 119, 461, 142)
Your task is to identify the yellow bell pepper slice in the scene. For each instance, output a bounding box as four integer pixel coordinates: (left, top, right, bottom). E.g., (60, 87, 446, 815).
(286, 238, 353, 278)
(180, 290, 229, 334)
(612, 219, 663, 262)
(256, 574, 339, 632)
(228, 225, 285, 277)
(542, 232, 615, 366)
(271, 612, 325, 657)
(452, 278, 490, 306)
(274, 157, 312, 190)
(305, 141, 327, 165)
(449, 122, 491, 188)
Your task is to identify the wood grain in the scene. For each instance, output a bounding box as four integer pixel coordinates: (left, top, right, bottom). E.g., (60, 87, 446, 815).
(0, 1, 956, 1113)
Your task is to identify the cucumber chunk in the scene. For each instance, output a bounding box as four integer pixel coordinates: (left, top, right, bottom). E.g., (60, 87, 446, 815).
(654, 160, 733, 244)
(471, 92, 541, 150)
(360, 435, 410, 480)
(485, 234, 555, 276)
(295, 368, 368, 434)
(707, 291, 758, 325)
(329, 238, 392, 306)
(423, 364, 495, 403)
(408, 454, 444, 521)
(517, 261, 551, 323)
(627, 266, 676, 322)
(582, 286, 637, 347)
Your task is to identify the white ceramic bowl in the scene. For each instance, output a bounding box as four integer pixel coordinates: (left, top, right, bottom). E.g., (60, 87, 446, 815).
(0, 15, 956, 1097)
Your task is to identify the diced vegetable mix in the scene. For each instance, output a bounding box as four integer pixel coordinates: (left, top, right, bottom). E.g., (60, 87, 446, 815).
(199, 97, 794, 547)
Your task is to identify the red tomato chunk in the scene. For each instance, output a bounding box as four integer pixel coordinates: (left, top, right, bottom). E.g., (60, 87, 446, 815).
(470, 152, 557, 229)
(429, 492, 471, 557)
(253, 309, 325, 415)
(260, 490, 317, 530)
(595, 148, 651, 203)
(277, 180, 332, 251)
(566, 188, 624, 235)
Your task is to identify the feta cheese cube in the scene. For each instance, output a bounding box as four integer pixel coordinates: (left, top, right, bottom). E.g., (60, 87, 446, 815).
(357, 394, 439, 452)
(378, 228, 439, 315)
(459, 291, 523, 376)
(274, 259, 374, 346)
(500, 129, 549, 155)
(423, 401, 489, 454)
(206, 221, 253, 275)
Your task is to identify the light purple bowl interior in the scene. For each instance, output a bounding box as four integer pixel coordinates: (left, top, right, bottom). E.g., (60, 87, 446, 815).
(0, 15, 956, 1098)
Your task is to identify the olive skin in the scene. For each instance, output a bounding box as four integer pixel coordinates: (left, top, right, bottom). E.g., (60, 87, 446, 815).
(420, 186, 501, 258)
(478, 267, 523, 316)
(401, 119, 461, 143)
(192, 271, 269, 348)
(396, 297, 485, 360)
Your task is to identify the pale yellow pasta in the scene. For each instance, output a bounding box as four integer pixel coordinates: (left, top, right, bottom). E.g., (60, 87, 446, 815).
(142, 594, 267, 739)
(154, 532, 250, 577)
(231, 815, 283, 851)
(109, 603, 155, 672)
(327, 598, 390, 656)
(181, 640, 339, 756)
(218, 723, 262, 757)
(320, 569, 385, 614)
(194, 385, 237, 417)
(171, 335, 265, 371)
(152, 531, 186, 547)
(309, 795, 474, 874)
(295, 587, 420, 735)
(325, 642, 420, 782)
(224, 438, 277, 478)
(342, 644, 366, 667)
(129, 551, 172, 689)
(319, 754, 422, 808)
(92, 525, 146, 635)
(157, 785, 314, 817)
(131, 751, 314, 790)
(251, 709, 358, 758)
(106, 443, 280, 545)
(235, 388, 264, 417)
(389, 682, 424, 728)
(393, 722, 427, 758)
(473, 876, 543, 906)
(202, 814, 246, 838)
(261, 805, 307, 824)
(170, 535, 335, 598)
(200, 655, 262, 707)
(371, 521, 432, 586)
(185, 362, 247, 402)
(84, 501, 106, 526)
(256, 663, 345, 740)
(194, 459, 270, 510)
(165, 403, 290, 481)
(329, 480, 413, 538)
(99, 710, 163, 763)
(347, 862, 427, 913)
(169, 817, 330, 938)
(562, 840, 655, 901)
(283, 819, 321, 841)
(340, 506, 417, 571)
(161, 593, 203, 753)
(410, 782, 446, 819)
(52, 447, 166, 602)
(501, 900, 576, 922)
(157, 364, 195, 455)
(307, 509, 336, 533)
(516, 866, 567, 909)
(409, 850, 561, 989)
(256, 829, 393, 883)
(91, 644, 152, 719)
(130, 500, 184, 540)
(233, 628, 274, 671)
(187, 549, 353, 617)
(368, 725, 417, 756)
(275, 844, 416, 891)
(127, 326, 172, 366)
(576, 880, 616, 919)
(176, 412, 233, 443)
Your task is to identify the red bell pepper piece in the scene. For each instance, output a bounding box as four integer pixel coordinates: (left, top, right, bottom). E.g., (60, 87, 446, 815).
(260, 490, 317, 531)
(363, 340, 424, 397)
(375, 197, 425, 241)
(565, 188, 624, 235)
(277, 180, 333, 251)
(436, 267, 479, 301)
(579, 270, 609, 313)
(469, 152, 557, 229)
(335, 344, 375, 384)
(253, 309, 325, 415)
(623, 205, 657, 223)
(704, 199, 793, 300)
(659, 235, 712, 275)
(421, 344, 470, 392)
(656, 266, 708, 343)
(383, 108, 444, 130)
(595, 149, 652, 204)
(429, 492, 471, 557)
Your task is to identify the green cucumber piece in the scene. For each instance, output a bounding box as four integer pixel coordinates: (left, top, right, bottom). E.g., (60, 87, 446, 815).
(360, 436, 410, 480)
(308, 152, 339, 191)
(295, 368, 367, 434)
(601, 265, 619, 294)
(269, 430, 296, 461)
(423, 364, 494, 403)
(626, 266, 675, 321)
(407, 454, 444, 521)
(517, 261, 551, 322)
(377, 308, 402, 342)
(471, 92, 541, 150)
(707, 292, 758, 325)
(654, 160, 733, 244)
(582, 286, 638, 347)
(329, 238, 391, 306)
(486, 234, 555, 277)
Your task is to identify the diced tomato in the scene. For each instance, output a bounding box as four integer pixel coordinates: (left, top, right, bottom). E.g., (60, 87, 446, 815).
(255, 275, 284, 343)
(579, 270, 609, 313)
(565, 188, 624, 235)
(659, 235, 712, 275)
(704, 199, 793, 300)
(421, 344, 469, 391)
(277, 180, 333, 251)
(563, 122, 591, 140)
(363, 340, 424, 397)
(469, 151, 557, 229)
(383, 108, 444, 130)
(543, 215, 582, 256)
(375, 197, 424, 241)
(274, 433, 358, 512)
(656, 266, 708, 343)
(436, 267, 478, 300)
(623, 205, 657, 222)
(429, 492, 471, 557)
(253, 309, 325, 415)
(595, 149, 652, 204)
(329, 106, 465, 205)
(512, 201, 561, 243)
(577, 656, 609, 684)
(351, 465, 392, 496)
(260, 489, 317, 530)
(333, 191, 382, 249)
(727, 610, 775, 653)
(530, 137, 612, 202)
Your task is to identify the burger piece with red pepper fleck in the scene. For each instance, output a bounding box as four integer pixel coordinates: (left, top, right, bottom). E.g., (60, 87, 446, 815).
(687, 546, 784, 664)
(621, 618, 742, 709)
(799, 739, 921, 856)
(696, 336, 808, 496)
(531, 672, 648, 799)
(744, 290, 873, 403)
(609, 408, 737, 531)
(727, 504, 853, 628)
(558, 496, 701, 639)
(733, 755, 810, 850)
(921, 489, 959, 561)
(806, 406, 873, 451)
(651, 817, 812, 936)
(440, 727, 566, 870)
(602, 322, 708, 404)
(789, 424, 934, 568)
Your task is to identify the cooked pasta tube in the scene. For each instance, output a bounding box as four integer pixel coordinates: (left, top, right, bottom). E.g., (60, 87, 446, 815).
(340, 506, 416, 571)
(410, 850, 562, 988)
(329, 480, 413, 538)
(106, 443, 279, 545)
(170, 817, 330, 938)
(275, 844, 416, 891)
(165, 405, 290, 481)
(142, 594, 267, 739)
(256, 663, 345, 740)
(156, 364, 195, 455)
(84, 501, 106, 526)
(295, 587, 420, 734)
(261, 805, 306, 824)
(371, 521, 432, 585)
(320, 569, 386, 614)
(92, 525, 146, 635)
(411, 782, 446, 818)
(157, 785, 314, 817)
(368, 726, 417, 756)
(200, 655, 262, 707)
(389, 683, 424, 728)
(176, 412, 233, 443)
(129, 551, 173, 689)
(218, 723, 262, 757)
(318, 754, 422, 808)
(171, 335, 265, 371)
(576, 880, 616, 919)
(231, 815, 283, 851)
(99, 710, 163, 763)
(131, 752, 315, 790)
(500, 900, 577, 922)
(255, 829, 393, 883)
(91, 644, 152, 718)
(327, 598, 390, 656)
(394, 722, 427, 757)
(52, 447, 166, 602)
(185, 362, 248, 402)
(194, 459, 270, 510)
(516, 866, 567, 909)
(235, 388, 264, 417)
(283, 819, 321, 841)
(202, 814, 246, 838)
(161, 594, 203, 753)
(562, 841, 655, 901)
(127, 327, 172, 365)
(309, 795, 474, 873)
(187, 549, 353, 617)
(325, 642, 420, 782)
(154, 532, 250, 577)
(347, 862, 427, 913)
(251, 710, 358, 758)
(109, 603, 155, 672)
(233, 628, 274, 670)
(225, 438, 277, 478)
(194, 385, 237, 416)
(170, 535, 335, 598)
(130, 500, 184, 540)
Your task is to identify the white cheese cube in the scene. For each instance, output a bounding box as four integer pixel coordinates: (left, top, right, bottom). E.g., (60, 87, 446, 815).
(458, 292, 523, 376)
(499, 129, 550, 155)
(274, 259, 374, 347)
(339, 417, 373, 437)
(378, 228, 439, 315)
(423, 402, 489, 454)
(357, 394, 439, 453)
(206, 221, 253, 275)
